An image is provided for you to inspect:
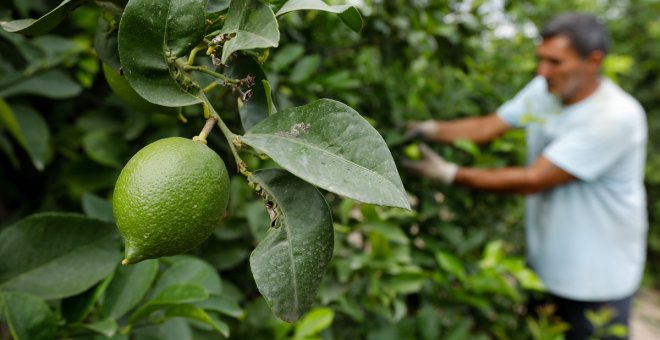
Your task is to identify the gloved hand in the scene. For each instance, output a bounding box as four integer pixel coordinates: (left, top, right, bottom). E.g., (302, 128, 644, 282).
(406, 120, 438, 140)
(401, 144, 459, 184)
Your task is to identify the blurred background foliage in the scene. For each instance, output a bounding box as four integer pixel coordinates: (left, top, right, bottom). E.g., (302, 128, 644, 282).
(0, 0, 658, 338)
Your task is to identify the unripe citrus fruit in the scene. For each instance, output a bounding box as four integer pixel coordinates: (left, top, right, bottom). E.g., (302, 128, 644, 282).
(113, 137, 229, 264)
(102, 63, 176, 114)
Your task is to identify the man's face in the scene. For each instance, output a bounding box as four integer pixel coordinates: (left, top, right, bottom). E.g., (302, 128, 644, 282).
(536, 35, 597, 104)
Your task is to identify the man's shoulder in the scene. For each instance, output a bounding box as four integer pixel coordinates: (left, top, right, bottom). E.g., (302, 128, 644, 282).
(599, 78, 645, 115)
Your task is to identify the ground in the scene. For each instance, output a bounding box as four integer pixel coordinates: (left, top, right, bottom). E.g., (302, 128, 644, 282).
(631, 289, 660, 339)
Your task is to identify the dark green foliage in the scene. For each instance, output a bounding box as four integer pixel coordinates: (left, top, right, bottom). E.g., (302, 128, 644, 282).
(0, 0, 657, 339)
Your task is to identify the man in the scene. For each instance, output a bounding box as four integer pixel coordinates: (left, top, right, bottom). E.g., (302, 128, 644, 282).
(405, 13, 647, 339)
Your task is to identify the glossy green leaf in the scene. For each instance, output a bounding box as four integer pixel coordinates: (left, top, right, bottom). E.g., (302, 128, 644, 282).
(0, 213, 121, 300)
(164, 304, 230, 337)
(0, 292, 58, 340)
(249, 169, 334, 322)
(0, 101, 50, 171)
(219, 0, 279, 63)
(224, 55, 276, 131)
(0, 69, 82, 99)
(129, 284, 209, 324)
(118, 0, 206, 107)
(152, 256, 222, 296)
(0, 0, 89, 35)
(241, 99, 410, 209)
(101, 260, 159, 319)
(276, 0, 363, 32)
(293, 307, 334, 339)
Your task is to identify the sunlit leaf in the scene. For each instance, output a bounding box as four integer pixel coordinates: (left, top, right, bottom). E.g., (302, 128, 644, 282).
(241, 99, 410, 209)
(276, 0, 363, 32)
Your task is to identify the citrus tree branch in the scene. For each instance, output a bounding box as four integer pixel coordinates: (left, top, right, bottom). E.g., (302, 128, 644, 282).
(202, 99, 250, 176)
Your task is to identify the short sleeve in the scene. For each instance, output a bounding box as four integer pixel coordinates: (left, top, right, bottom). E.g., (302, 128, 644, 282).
(497, 76, 548, 127)
(543, 115, 635, 181)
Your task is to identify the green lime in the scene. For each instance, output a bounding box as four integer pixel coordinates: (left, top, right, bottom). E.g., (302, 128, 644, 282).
(113, 137, 229, 264)
(102, 63, 176, 114)
(403, 143, 422, 160)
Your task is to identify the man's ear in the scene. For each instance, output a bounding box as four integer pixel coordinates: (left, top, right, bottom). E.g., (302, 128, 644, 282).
(587, 50, 605, 69)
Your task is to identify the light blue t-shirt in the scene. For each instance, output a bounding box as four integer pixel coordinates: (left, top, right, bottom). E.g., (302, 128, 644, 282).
(497, 76, 648, 301)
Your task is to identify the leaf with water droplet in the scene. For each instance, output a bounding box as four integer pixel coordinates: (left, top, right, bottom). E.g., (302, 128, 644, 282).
(248, 169, 333, 322)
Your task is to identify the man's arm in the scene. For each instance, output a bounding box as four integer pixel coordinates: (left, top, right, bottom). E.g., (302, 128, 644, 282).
(409, 113, 511, 144)
(454, 156, 576, 194)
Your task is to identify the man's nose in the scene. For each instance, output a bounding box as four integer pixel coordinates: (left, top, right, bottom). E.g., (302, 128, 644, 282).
(536, 62, 551, 78)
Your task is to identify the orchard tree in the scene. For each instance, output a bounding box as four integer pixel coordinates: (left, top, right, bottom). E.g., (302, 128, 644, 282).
(0, 0, 411, 338)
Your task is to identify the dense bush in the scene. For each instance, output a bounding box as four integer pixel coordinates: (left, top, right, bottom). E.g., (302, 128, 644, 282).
(0, 0, 657, 339)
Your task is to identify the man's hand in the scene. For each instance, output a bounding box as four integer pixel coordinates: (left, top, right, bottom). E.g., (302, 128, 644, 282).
(401, 144, 459, 184)
(406, 120, 438, 140)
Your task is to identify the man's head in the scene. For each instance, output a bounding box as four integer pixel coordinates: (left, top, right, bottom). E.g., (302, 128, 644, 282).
(536, 13, 610, 104)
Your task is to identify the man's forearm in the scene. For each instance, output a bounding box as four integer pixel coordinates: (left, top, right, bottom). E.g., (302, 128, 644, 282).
(454, 166, 541, 194)
(453, 156, 576, 195)
(425, 114, 510, 144)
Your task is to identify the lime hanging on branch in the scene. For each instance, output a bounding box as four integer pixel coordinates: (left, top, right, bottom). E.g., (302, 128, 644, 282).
(113, 137, 230, 265)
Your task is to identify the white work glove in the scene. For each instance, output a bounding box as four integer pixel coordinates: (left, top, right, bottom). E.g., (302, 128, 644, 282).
(406, 120, 438, 140)
(402, 144, 459, 184)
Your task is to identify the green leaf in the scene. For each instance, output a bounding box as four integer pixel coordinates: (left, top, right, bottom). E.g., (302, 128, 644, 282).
(0, 0, 90, 35)
(293, 307, 334, 339)
(61, 272, 115, 322)
(0, 291, 58, 340)
(276, 0, 363, 33)
(289, 55, 321, 83)
(101, 260, 159, 319)
(241, 99, 410, 209)
(78, 318, 118, 338)
(249, 169, 334, 322)
(0, 213, 121, 300)
(153, 256, 222, 296)
(436, 251, 466, 282)
(207, 0, 230, 12)
(94, 4, 122, 70)
(196, 295, 245, 319)
(133, 318, 192, 340)
(82, 130, 128, 168)
(118, 0, 206, 107)
(202, 241, 250, 271)
(224, 55, 276, 131)
(129, 284, 209, 324)
(0, 69, 82, 99)
(0, 101, 51, 171)
(219, 0, 279, 63)
(164, 304, 230, 337)
(81, 192, 114, 222)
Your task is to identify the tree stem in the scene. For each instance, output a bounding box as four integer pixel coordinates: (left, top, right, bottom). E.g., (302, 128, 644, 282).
(202, 100, 250, 176)
(184, 65, 240, 85)
(192, 117, 217, 144)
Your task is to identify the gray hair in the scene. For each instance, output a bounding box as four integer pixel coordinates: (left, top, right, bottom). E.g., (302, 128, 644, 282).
(540, 13, 610, 58)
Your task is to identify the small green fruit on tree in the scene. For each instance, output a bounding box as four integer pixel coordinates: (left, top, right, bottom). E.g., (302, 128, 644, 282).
(0, 0, 408, 330)
(113, 137, 230, 265)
